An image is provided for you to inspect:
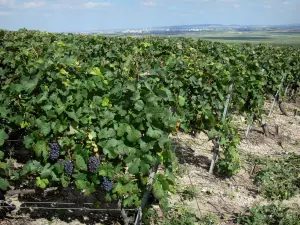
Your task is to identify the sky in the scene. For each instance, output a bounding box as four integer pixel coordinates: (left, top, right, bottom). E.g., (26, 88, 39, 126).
(0, 0, 300, 32)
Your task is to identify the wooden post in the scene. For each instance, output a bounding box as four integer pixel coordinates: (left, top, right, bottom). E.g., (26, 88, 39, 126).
(209, 137, 220, 174)
(134, 163, 159, 225)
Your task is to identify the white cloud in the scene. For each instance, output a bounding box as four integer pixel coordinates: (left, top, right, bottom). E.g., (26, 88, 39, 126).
(142, 1, 156, 7)
(84, 1, 111, 8)
(23, 1, 45, 8)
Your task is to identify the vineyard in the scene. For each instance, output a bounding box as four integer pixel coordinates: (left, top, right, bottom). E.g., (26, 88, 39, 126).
(0, 29, 300, 225)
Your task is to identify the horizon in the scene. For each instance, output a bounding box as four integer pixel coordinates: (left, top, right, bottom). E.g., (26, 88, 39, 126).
(0, 0, 300, 32)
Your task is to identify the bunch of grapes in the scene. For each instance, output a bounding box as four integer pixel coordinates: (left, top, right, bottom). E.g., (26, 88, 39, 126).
(88, 156, 100, 173)
(62, 160, 74, 175)
(101, 177, 114, 192)
(49, 142, 60, 161)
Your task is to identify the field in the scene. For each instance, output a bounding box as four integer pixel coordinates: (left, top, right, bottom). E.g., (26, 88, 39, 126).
(0, 29, 300, 225)
(164, 30, 300, 47)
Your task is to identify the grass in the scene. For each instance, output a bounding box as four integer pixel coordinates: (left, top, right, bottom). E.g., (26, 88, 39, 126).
(237, 203, 300, 225)
(253, 154, 300, 200)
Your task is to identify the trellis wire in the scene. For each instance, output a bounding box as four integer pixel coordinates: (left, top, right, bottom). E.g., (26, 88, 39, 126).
(0, 200, 137, 212)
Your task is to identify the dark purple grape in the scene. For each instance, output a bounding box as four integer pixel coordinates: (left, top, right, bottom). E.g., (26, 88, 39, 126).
(88, 156, 100, 173)
(101, 177, 114, 192)
(49, 142, 60, 161)
(62, 160, 74, 175)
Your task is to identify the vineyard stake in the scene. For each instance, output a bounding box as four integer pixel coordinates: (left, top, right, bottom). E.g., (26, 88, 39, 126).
(268, 74, 286, 118)
(222, 83, 234, 122)
(209, 137, 220, 174)
(209, 83, 234, 174)
(134, 163, 159, 225)
(245, 114, 254, 138)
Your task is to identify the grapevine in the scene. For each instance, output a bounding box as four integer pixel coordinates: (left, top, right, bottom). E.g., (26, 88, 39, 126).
(0, 29, 299, 210)
(101, 176, 114, 192)
(62, 160, 74, 176)
(49, 142, 60, 161)
(88, 156, 100, 173)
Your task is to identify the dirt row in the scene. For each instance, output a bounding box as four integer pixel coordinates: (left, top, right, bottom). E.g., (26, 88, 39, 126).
(167, 100, 300, 224)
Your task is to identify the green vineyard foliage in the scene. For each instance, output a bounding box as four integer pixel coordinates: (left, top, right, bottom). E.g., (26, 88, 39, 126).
(0, 29, 299, 207)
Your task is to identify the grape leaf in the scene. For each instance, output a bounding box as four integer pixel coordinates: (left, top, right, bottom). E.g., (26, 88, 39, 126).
(0, 178, 9, 191)
(33, 141, 49, 159)
(75, 155, 87, 171)
(0, 129, 8, 146)
(127, 128, 141, 143)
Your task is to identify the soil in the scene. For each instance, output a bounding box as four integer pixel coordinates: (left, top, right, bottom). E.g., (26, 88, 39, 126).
(1, 99, 300, 225)
(165, 99, 300, 224)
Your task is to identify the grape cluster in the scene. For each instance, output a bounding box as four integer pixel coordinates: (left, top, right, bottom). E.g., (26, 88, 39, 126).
(88, 156, 100, 173)
(101, 177, 114, 192)
(62, 160, 74, 175)
(49, 142, 60, 161)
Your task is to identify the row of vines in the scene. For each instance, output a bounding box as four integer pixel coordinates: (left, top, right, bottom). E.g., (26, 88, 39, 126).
(0, 29, 299, 216)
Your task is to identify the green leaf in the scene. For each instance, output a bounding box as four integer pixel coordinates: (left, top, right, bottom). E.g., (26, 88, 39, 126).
(88, 130, 97, 140)
(178, 95, 185, 106)
(35, 119, 51, 136)
(72, 173, 87, 180)
(84, 184, 96, 196)
(98, 128, 116, 139)
(33, 141, 49, 159)
(40, 163, 52, 178)
(75, 155, 87, 171)
(36, 177, 49, 189)
(0, 162, 6, 169)
(90, 67, 104, 78)
(146, 127, 162, 139)
(0, 178, 9, 191)
(54, 162, 64, 174)
(128, 159, 140, 174)
(117, 123, 130, 137)
(61, 174, 70, 188)
(153, 180, 164, 200)
(75, 180, 88, 190)
(101, 97, 111, 107)
(113, 182, 125, 196)
(140, 162, 150, 175)
(134, 100, 145, 111)
(0, 129, 9, 146)
(0, 151, 4, 160)
(24, 135, 34, 148)
(127, 128, 141, 143)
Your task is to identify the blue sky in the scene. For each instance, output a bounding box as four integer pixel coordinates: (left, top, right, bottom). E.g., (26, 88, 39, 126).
(0, 0, 299, 32)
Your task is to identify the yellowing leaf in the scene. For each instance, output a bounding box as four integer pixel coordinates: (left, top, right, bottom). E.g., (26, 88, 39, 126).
(60, 68, 68, 75)
(88, 131, 97, 140)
